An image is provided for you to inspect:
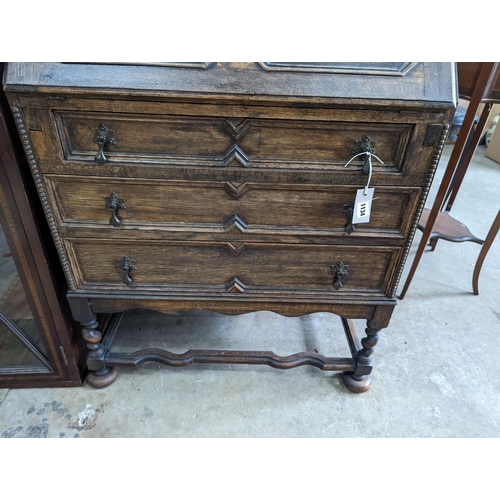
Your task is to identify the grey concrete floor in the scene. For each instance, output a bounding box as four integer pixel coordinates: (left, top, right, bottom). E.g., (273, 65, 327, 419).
(0, 144, 499, 438)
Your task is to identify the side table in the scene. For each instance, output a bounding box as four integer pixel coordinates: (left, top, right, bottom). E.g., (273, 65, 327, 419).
(399, 62, 500, 298)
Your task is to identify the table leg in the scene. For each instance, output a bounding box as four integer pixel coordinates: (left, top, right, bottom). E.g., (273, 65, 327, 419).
(472, 209, 500, 295)
(341, 305, 394, 393)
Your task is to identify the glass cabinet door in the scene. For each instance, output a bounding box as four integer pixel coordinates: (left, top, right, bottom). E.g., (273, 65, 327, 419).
(0, 220, 52, 373)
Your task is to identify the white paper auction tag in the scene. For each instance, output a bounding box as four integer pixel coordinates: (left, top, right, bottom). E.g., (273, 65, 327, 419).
(352, 188, 375, 224)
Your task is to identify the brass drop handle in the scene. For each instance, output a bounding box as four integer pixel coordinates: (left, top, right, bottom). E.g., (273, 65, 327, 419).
(330, 261, 349, 290)
(104, 192, 126, 227)
(93, 123, 116, 165)
(117, 256, 137, 285)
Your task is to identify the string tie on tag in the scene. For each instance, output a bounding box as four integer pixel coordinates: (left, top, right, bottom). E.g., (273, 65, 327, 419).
(343, 152, 384, 195)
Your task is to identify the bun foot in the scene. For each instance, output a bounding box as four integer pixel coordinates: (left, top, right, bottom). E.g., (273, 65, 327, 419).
(86, 366, 118, 388)
(341, 373, 372, 393)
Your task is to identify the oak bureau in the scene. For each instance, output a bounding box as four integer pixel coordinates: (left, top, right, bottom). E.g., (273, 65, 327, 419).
(3, 62, 456, 392)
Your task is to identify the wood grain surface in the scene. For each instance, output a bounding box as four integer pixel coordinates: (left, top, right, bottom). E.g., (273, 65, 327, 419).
(45, 175, 420, 239)
(3, 62, 456, 388)
(65, 238, 400, 296)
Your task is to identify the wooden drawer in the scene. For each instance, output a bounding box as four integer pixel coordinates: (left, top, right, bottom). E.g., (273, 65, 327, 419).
(65, 238, 401, 297)
(54, 110, 412, 172)
(45, 175, 420, 240)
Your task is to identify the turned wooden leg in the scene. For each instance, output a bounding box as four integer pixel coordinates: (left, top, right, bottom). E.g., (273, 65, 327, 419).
(342, 323, 380, 393)
(67, 297, 118, 388)
(342, 305, 392, 394)
(81, 317, 118, 388)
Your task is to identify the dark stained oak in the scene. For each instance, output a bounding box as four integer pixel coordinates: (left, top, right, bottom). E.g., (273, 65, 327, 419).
(4, 62, 456, 392)
(65, 238, 401, 296)
(5, 62, 455, 105)
(44, 175, 420, 240)
(86, 365, 118, 388)
(54, 111, 412, 169)
(107, 349, 356, 372)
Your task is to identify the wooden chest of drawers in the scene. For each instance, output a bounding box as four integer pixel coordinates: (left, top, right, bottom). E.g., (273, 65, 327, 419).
(3, 62, 456, 392)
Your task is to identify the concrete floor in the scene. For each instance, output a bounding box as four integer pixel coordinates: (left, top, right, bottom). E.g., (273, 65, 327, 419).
(0, 144, 499, 438)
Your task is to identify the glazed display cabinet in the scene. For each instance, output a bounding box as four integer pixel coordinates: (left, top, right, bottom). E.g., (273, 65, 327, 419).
(0, 72, 84, 387)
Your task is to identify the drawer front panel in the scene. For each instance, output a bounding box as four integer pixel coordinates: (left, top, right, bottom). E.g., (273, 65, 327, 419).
(56, 112, 233, 161)
(237, 121, 410, 168)
(66, 239, 400, 296)
(45, 175, 419, 239)
(54, 111, 412, 171)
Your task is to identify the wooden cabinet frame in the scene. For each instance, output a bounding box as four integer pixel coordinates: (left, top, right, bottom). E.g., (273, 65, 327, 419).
(0, 67, 84, 387)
